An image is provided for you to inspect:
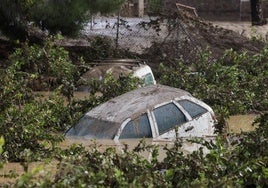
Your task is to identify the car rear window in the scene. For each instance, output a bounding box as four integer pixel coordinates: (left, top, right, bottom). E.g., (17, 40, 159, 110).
(178, 100, 208, 118)
(119, 113, 152, 139)
(65, 116, 120, 139)
(153, 103, 186, 134)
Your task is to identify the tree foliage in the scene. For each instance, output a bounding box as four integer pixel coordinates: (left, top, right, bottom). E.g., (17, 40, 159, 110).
(250, 0, 267, 26)
(6, 116, 268, 187)
(0, 38, 77, 161)
(0, 17, 268, 185)
(0, 0, 125, 40)
(0, 0, 32, 40)
(158, 47, 268, 128)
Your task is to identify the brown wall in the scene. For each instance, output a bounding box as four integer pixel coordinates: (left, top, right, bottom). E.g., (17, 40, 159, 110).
(175, 0, 240, 20)
(165, 0, 268, 21)
(121, 0, 146, 17)
(122, 0, 268, 21)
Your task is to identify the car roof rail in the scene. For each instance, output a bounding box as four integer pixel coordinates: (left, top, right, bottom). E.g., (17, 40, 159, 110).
(89, 59, 148, 66)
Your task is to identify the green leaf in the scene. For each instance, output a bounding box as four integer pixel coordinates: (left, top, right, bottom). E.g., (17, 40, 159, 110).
(0, 136, 4, 154)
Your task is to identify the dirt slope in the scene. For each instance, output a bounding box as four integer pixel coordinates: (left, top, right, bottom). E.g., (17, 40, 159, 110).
(143, 13, 265, 68)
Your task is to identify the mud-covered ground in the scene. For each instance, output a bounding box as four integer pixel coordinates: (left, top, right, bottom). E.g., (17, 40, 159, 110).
(141, 15, 266, 69)
(81, 16, 267, 60)
(1, 15, 267, 66)
(212, 21, 268, 40)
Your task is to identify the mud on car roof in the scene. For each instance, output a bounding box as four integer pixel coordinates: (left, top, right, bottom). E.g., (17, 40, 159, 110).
(92, 58, 148, 64)
(86, 84, 191, 123)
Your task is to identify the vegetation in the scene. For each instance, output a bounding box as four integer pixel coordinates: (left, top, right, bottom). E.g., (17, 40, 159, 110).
(0, 37, 141, 162)
(3, 117, 268, 187)
(0, 0, 125, 40)
(0, 37, 267, 186)
(0, 13, 268, 187)
(0, 37, 75, 162)
(0, 136, 4, 168)
(158, 48, 268, 132)
(147, 0, 163, 15)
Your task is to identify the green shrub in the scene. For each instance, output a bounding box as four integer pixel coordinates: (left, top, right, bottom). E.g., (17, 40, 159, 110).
(0, 38, 143, 162)
(148, 0, 163, 15)
(12, 127, 268, 187)
(0, 38, 76, 161)
(7, 36, 77, 101)
(158, 47, 268, 132)
(0, 136, 4, 168)
(0, 100, 65, 162)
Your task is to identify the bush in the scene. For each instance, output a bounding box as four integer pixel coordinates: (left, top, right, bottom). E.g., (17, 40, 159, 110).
(158, 47, 268, 132)
(11, 124, 268, 187)
(0, 65, 69, 161)
(0, 38, 76, 161)
(31, 0, 89, 36)
(0, 99, 66, 162)
(7, 36, 77, 101)
(0, 37, 142, 162)
(0, 0, 125, 39)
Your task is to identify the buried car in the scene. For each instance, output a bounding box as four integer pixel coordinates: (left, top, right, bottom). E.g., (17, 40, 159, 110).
(66, 84, 217, 140)
(77, 59, 156, 92)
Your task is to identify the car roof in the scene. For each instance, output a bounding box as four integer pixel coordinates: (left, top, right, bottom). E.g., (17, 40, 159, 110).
(89, 59, 147, 68)
(80, 59, 150, 80)
(93, 58, 147, 64)
(86, 84, 191, 123)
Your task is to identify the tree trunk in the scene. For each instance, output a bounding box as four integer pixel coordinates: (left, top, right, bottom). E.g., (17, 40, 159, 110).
(250, 0, 266, 26)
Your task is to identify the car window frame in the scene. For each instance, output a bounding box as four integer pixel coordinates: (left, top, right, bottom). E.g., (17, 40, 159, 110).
(114, 110, 156, 140)
(176, 99, 208, 119)
(150, 100, 192, 137)
(142, 73, 155, 86)
(65, 115, 121, 139)
(175, 95, 212, 115)
(119, 113, 152, 139)
(114, 97, 212, 140)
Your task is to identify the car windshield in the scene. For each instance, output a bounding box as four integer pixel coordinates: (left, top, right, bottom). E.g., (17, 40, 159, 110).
(65, 116, 120, 139)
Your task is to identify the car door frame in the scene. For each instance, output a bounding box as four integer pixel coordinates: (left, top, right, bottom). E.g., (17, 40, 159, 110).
(149, 100, 195, 140)
(175, 95, 216, 137)
(114, 109, 157, 140)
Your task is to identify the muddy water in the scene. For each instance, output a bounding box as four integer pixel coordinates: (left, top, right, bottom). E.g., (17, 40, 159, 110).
(60, 137, 207, 157)
(0, 137, 209, 185)
(60, 114, 259, 152)
(33, 91, 91, 101)
(0, 161, 58, 185)
(227, 114, 258, 133)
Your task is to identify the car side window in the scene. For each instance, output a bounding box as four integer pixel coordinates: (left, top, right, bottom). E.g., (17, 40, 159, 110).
(153, 103, 186, 134)
(143, 73, 154, 86)
(119, 113, 152, 139)
(178, 100, 208, 118)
